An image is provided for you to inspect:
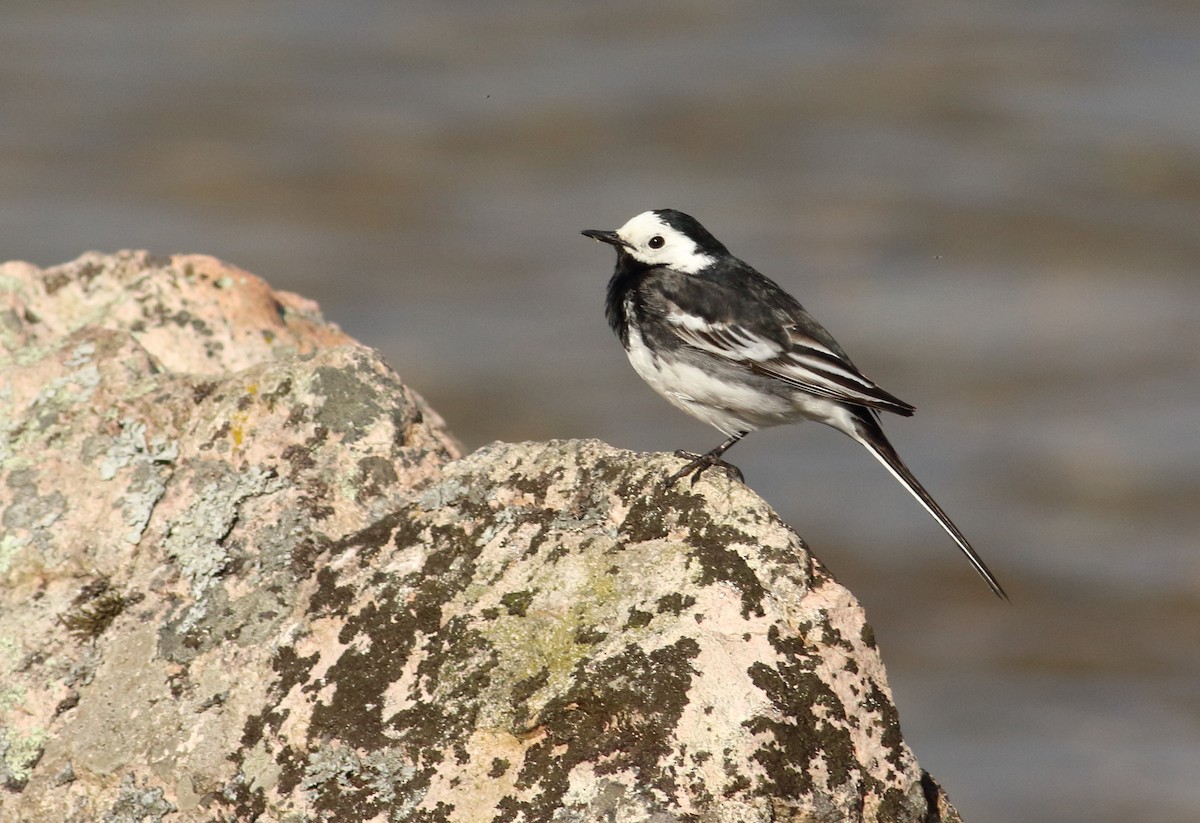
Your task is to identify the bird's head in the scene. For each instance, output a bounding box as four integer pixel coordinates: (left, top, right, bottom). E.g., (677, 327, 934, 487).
(582, 209, 728, 274)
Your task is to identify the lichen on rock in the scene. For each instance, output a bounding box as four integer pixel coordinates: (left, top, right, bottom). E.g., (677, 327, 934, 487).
(0, 252, 960, 822)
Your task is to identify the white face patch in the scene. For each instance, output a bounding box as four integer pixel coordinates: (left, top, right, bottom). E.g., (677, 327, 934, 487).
(615, 211, 715, 274)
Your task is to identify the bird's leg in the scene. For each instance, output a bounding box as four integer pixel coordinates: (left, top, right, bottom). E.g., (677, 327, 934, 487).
(664, 432, 748, 487)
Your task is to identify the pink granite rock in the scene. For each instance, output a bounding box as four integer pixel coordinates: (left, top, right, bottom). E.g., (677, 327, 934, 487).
(0, 252, 961, 822)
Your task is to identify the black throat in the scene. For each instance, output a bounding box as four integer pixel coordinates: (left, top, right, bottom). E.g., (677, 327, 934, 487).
(604, 252, 649, 348)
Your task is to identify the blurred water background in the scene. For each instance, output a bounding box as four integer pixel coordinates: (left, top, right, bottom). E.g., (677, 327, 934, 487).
(3, 2, 1199, 820)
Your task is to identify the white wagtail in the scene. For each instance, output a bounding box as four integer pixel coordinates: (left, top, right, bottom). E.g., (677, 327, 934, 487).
(583, 209, 1006, 599)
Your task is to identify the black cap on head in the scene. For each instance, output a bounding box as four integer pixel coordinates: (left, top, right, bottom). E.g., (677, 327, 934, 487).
(651, 209, 729, 256)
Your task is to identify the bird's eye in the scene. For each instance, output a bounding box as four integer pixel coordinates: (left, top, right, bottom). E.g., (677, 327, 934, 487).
(648, 235, 665, 249)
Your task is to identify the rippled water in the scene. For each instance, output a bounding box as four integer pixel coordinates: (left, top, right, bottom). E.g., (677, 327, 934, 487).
(3, 3, 1199, 821)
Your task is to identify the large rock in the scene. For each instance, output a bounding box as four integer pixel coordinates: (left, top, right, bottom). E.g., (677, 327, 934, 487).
(0, 252, 961, 822)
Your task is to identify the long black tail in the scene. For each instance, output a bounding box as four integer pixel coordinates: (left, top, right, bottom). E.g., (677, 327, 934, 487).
(849, 413, 1008, 600)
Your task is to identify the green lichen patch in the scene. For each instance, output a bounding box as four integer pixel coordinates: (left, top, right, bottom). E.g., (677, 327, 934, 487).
(104, 773, 176, 823)
(0, 725, 48, 791)
(162, 461, 283, 606)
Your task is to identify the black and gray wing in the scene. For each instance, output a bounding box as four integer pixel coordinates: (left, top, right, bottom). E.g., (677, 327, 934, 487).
(649, 271, 915, 416)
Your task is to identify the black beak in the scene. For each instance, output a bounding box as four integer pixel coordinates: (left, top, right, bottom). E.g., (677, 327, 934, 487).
(581, 229, 623, 247)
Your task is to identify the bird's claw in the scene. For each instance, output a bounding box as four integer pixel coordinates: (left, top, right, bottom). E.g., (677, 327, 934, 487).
(662, 450, 745, 487)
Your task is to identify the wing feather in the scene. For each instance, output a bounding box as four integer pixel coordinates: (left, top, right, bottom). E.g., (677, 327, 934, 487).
(665, 303, 914, 416)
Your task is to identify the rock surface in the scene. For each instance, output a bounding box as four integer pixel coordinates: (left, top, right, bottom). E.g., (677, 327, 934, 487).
(0, 252, 961, 822)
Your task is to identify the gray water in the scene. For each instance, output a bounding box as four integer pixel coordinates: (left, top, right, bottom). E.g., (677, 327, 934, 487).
(3, 2, 1199, 820)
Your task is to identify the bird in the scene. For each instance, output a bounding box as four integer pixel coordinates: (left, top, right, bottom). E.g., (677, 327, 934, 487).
(582, 208, 1007, 599)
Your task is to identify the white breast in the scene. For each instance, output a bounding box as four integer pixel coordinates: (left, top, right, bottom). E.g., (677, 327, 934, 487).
(624, 320, 793, 437)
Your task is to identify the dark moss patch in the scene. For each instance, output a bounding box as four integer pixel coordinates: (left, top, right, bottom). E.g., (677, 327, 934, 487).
(207, 419, 232, 449)
(506, 461, 566, 500)
(299, 514, 492, 809)
(300, 477, 335, 521)
(355, 455, 399, 499)
(655, 592, 696, 615)
(310, 566, 356, 617)
(213, 770, 267, 821)
(271, 745, 306, 803)
(198, 691, 228, 711)
(722, 773, 751, 796)
(53, 690, 80, 717)
(500, 590, 534, 618)
(312, 363, 387, 443)
(239, 710, 269, 751)
(264, 377, 293, 407)
(818, 612, 855, 653)
(166, 668, 189, 700)
(397, 521, 482, 629)
(510, 667, 551, 731)
(522, 517, 559, 558)
(326, 511, 407, 563)
(42, 268, 73, 294)
(566, 452, 634, 498)
(919, 771, 943, 823)
(192, 380, 219, 404)
(405, 615, 498, 761)
(573, 625, 608, 645)
(142, 252, 173, 270)
(622, 490, 767, 619)
(689, 537, 766, 619)
(285, 403, 311, 428)
(617, 496, 672, 543)
(765, 624, 809, 659)
(488, 758, 511, 778)
(288, 535, 328, 578)
(624, 607, 653, 629)
(311, 595, 414, 751)
(502, 637, 700, 820)
(274, 645, 320, 697)
(863, 680, 907, 773)
(744, 658, 855, 798)
(861, 623, 877, 650)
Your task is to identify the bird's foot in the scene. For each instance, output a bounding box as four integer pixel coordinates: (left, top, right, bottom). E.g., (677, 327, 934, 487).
(663, 450, 745, 487)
